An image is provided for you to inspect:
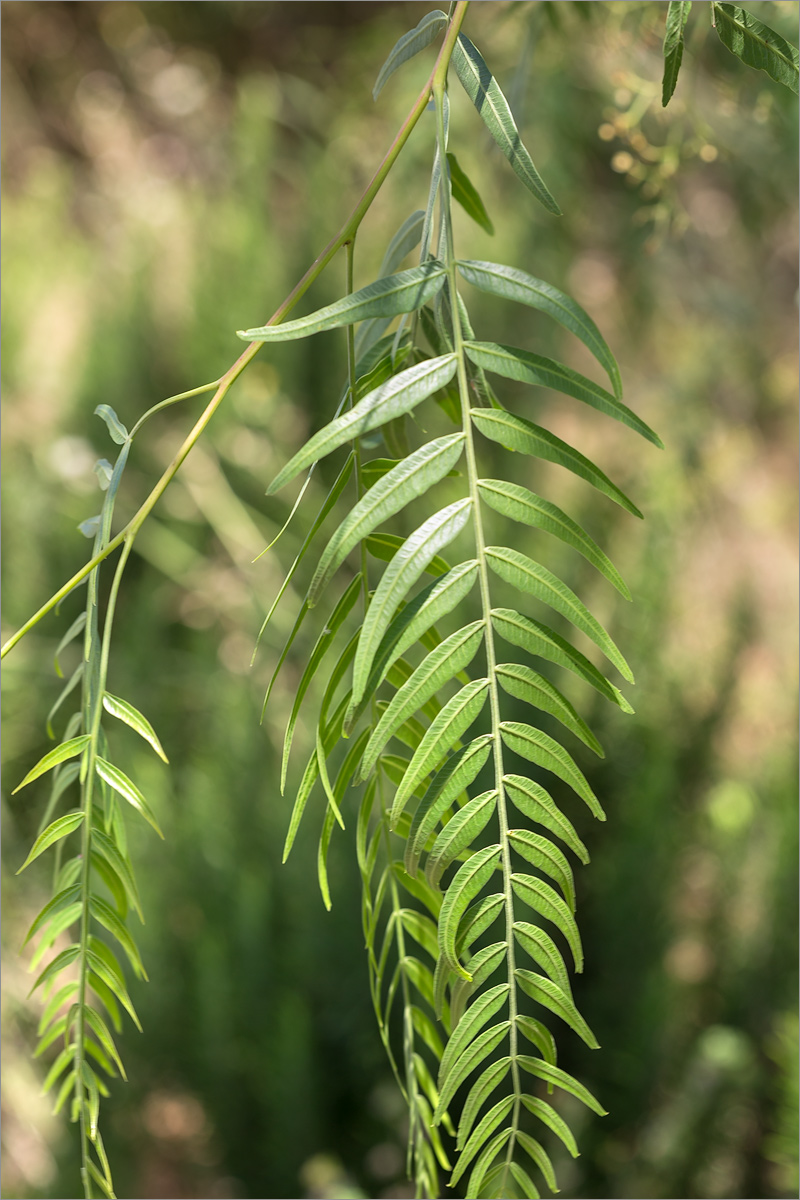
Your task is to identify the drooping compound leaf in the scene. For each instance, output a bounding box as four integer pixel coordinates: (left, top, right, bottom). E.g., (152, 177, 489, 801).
(451, 34, 561, 215)
(662, 1, 693, 105)
(713, 2, 799, 94)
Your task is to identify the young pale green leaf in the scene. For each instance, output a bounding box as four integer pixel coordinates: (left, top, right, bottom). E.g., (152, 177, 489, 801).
(455, 1054, 511, 1147)
(281, 575, 361, 791)
(508, 1158, 542, 1200)
(240, 262, 446, 343)
(352, 498, 472, 711)
(268, 354, 457, 495)
(459, 261, 622, 399)
(29, 944, 80, 994)
(434, 1019, 510, 1120)
(451, 35, 560, 215)
(662, 1, 693, 105)
(464, 341, 662, 446)
(95, 758, 163, 838)
(405, 735, 493, 875)
(437, 843, 502, 980)
(478, 477, 631, 599)
(516, 1015, 558, 1069)
(514, 1131, 557, 1195)
(83, 1006, 126, 1080)
(41, 1044, 75, 1095)
(517, 1056, 607, 1115)
(95, 404, 129, 445)
(439, 983, 510, 1087)
(713, 2, 799, 94)
(450, 1095, 514, 1187)
(12, 735, 91, 794)
(497, 663, 603, 757)
(511, 871, 583, 971)
(85, 947, 141, 1031)
(513, 920, 573, 996)
(486, 546, 633, 682)
(372, 10, 448, 99)
(446, 153, 495, 235)
(492, 607, 632, 718)
(24, 885, 82, 946)
(515, 969, 599, 1049)
(472, 407, 641, 517)
(361, 621, 485, 779)
(426, 790, 498, 888)
(53, 612, 86, 678)
(16, 812, 84, 874)
(89, 896, 147, 980)
(102, 693, 168, 762)
(390, 678, 489, 826)
(37, 981, 79, 1036)
(308, 434, 466, 606)
(509, 829, 576, 911)
(505, 773, 589, 865)
(501, 720, 603, 821)
(28, 904, 82, 972)
(520, 1093, 581, 1157)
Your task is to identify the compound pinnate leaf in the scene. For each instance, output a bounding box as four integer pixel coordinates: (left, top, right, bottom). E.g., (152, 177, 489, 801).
(309, 434, 465, 606)
(240, 262, 446, 343)
(267, 354, 457, 495)
(472, 407, 642, 517)
(662, 1, 692, 105)
(373, 10, 448, 100)
(451, 35, 561, 216)
(458, 260, 621, 398)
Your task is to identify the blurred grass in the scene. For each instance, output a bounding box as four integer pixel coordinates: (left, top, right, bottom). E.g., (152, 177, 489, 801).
(1, 3, 797, 1198)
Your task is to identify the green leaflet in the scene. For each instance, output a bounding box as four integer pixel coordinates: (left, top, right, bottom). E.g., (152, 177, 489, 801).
(456, 1056, 511, 1146)
(347, 559, 480, 733)
(95, 758, 163, 838)
(465, 1129, 514, 1199)
(405, 735, 493, 875)
(372, 10, 448, 100)
(46, 663, 83, 738)
(515, 969, 599, 1049)
(267, 354, 457, 495)
(511, 871, 583, 972)
(520, 1094, 580, 1157)
(434, 1019, 510, 1119)
(389, 678, 490, 827)
(508, 1158, 542, 1200)
(496, 662, 603, 757)
(446, 153, 495, 235)
(365, 531, 451, 576)
(513, 920, 573, 996)
(713, 2, 799, 94)
(450, 1095, 515, 1187)
(517, 1056, 606, 1115)
(450, 942, 508, 1027)
(426, 790, 498, 888)
(282, 692, 349, 862)
(361, 621, 485, 779)
(239, 262, 447, 343)
(516, 1015, 558, 1069)
(477, 477, 631, 599)
(456, 893, 505, 957)
(16, 812, 84, 874)
(83, 1006, 126, 1079)
(662, 1, 692, 105)
(451, 35, 560, 216)
(94, 404, 129, 445)
(352, 499, 473, 712)
(492, 606, 632, 717)
(458, 260, 621, 399)
(102, 693, 168, 763)
(464, 340, 662, 447)
(91, 829, 144, 922)
(438, 983, 510, 1087)
(472, 407, 642, 517)
(54, 612, 87, 678)
(280, 575, 361, 792)
(30, 944, 80, 994)
(437, 843, 502, 981)
(89, 896, 147, 980)
(12, 735, 91, 794)
(24, 884, 82, 946)
(486, 545, 633, 682)
(501, 720, 604, 821)
(508, 829, 576, 911)
(308, 434, 466, 606)
(514, 1131, 557, 1193)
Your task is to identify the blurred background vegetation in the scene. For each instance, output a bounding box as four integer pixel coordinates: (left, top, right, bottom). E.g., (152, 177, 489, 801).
(1, 2, 797, 1198)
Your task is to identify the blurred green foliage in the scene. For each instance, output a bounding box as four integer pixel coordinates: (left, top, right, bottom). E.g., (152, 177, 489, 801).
(1, 3, 797, 1198)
